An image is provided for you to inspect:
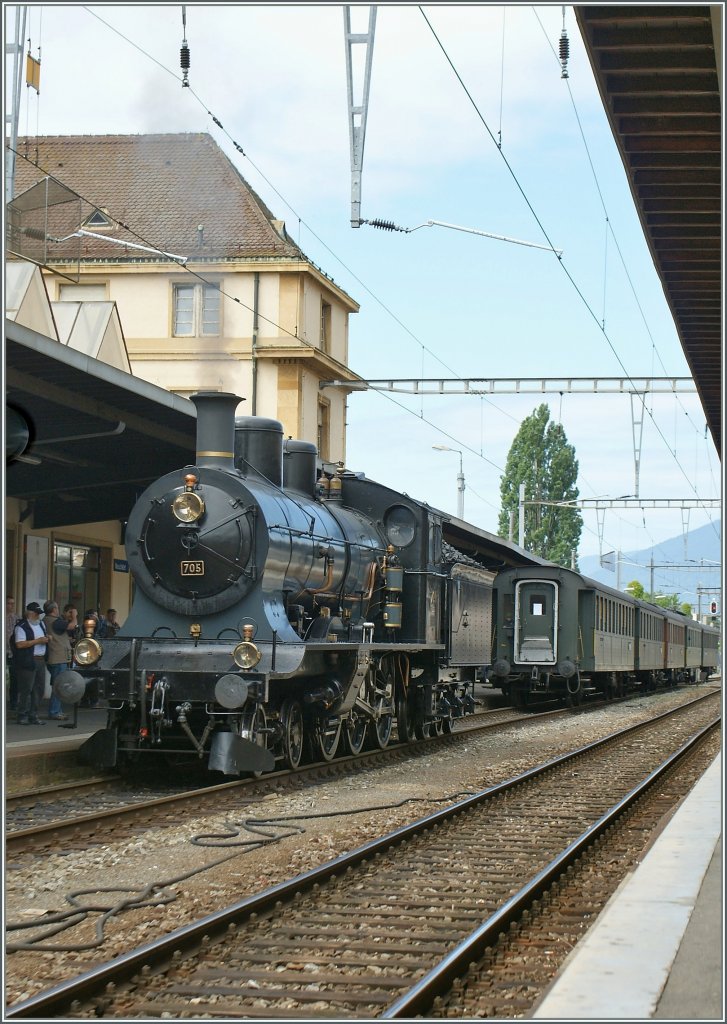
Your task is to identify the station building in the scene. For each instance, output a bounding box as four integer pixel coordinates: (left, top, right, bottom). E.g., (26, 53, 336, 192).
(6, 132, 363, 620)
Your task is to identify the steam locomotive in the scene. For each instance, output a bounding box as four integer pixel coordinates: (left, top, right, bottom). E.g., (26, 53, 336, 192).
(60, 392, 499, 776)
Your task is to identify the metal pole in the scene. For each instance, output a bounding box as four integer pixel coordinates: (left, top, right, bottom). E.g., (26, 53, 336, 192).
(344, 6, 376, 227)
(456, 453, 465, 520)
(518, 483, 526, 547)
(5, 6, 27, 204)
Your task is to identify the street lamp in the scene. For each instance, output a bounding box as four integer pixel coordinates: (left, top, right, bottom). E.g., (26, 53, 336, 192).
(432, 444, 465, 519)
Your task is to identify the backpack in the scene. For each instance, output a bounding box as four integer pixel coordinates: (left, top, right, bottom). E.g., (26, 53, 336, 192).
(12, 619, 47, 670)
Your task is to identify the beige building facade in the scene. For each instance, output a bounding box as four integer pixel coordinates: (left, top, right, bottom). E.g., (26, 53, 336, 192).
(11, 133, 362, 462)
(6, 134, 363, 617)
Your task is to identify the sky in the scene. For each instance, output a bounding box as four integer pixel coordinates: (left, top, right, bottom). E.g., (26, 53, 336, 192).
(6, 3, 722, 584)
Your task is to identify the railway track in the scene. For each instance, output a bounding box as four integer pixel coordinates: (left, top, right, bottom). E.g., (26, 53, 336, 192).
(6, 689, 719, 1019)
(5, 704, 568, 855)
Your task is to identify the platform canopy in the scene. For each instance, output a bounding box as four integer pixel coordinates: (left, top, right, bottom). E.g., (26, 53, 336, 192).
(6, 317, 198, 528)
(576, 5, 722, 457)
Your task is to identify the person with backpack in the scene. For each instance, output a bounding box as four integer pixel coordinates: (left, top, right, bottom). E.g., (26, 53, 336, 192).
(13, 601, 49, 725)
(43, 601, 78, 721)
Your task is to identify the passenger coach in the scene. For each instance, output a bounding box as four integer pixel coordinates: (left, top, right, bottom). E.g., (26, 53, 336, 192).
(490, 564, 719, 706)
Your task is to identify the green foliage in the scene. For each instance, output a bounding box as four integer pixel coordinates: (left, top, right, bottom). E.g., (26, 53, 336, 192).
(626, 581, 689, 614)
(497, 403, 582, 567)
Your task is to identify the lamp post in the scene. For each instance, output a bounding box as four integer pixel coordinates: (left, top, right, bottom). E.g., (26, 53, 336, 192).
(432, 445, 465, 519)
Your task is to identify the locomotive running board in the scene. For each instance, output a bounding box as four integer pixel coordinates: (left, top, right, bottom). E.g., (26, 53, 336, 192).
(209, 731, 276, 776)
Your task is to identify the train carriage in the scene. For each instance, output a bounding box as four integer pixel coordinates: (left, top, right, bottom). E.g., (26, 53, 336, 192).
(490, 565, 639, 706)
(685, 621, 703, 681)
(493, 563, 720, 705)
(701, 623, 720, 678)
(664, 609, 687, 683)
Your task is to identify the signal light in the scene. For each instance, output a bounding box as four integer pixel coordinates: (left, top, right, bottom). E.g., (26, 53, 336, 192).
(710, 601, 717, 614)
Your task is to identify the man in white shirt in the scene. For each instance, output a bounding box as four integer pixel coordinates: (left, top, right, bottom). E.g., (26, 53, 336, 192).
(14, 602, 49, 725)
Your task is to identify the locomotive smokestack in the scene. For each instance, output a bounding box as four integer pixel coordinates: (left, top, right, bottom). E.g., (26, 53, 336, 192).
(189, 392, 243, 470)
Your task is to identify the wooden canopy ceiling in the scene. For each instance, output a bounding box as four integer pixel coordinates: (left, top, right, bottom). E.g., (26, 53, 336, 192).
(576, 5, 722, 458)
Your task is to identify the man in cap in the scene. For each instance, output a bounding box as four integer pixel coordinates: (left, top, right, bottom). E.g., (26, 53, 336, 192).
(13, 602, 49, 724)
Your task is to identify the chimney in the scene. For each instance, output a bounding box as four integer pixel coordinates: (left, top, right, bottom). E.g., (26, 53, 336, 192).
(189, 392, 242, 470)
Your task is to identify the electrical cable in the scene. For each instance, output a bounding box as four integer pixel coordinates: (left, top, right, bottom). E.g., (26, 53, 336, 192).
(420, 7, 719, 536)
(5, 790, 477, 952)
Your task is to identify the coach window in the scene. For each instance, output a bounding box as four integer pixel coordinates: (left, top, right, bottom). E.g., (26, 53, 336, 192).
(173, 283, 221, 337)
(530, 595, 546, 615)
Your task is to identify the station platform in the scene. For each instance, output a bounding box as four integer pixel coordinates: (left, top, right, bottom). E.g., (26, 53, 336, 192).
(4, 705, 110, 792)
(533, 751, 723, 1020)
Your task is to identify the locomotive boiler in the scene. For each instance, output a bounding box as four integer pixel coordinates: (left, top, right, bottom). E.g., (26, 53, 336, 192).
(59, 392, 494, 776)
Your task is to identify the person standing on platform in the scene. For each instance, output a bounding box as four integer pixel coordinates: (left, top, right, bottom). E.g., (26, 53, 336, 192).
(43, 601, 78, 721)
(105, 609, 122, 637)
(13, 601, 49, 725)
(6, 595, 20, 711)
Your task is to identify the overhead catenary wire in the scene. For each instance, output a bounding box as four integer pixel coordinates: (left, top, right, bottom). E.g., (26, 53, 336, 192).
(419, 6, 718, 537)
(23, 8, 716, 557)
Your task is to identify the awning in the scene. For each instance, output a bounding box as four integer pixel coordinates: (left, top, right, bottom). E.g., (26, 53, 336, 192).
(5, 318, 198, 528)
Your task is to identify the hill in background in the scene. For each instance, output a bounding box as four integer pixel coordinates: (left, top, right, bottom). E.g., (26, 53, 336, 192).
(579, 519, 721, 612)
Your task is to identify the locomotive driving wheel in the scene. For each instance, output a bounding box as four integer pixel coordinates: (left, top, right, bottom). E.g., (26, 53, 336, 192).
(368, 656, 395, 749)
(240, 705, 269, 777)
(279, 698, 304, 770)
(414, 714, 432, 740)
(396, 689, 414, 743)
(343, 706, 367, 755)
(310, 714, 341, 762)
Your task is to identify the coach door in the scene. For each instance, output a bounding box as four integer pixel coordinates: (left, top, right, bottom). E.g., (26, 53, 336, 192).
(514, 580, 558, 665)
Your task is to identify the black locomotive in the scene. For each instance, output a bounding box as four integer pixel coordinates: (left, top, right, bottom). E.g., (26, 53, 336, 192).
(61, 392, 499, 776)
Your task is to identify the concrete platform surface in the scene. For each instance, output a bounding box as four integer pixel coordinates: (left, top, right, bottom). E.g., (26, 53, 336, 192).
(532, 753, 722, 1020)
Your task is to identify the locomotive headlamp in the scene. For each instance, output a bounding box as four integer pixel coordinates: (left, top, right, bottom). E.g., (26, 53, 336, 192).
(74, 637, 103, 666)
(172, 473, 204, 523)
(233, 640, 262, 670)
(172, 490, 205, 523)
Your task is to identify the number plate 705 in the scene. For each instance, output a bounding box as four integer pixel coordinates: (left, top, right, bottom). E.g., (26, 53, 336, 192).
(181, 560, 205, 575)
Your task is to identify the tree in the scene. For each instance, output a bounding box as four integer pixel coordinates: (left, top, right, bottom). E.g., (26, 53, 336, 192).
(498, 403, 582, 566)
(625, 581, 691, 615)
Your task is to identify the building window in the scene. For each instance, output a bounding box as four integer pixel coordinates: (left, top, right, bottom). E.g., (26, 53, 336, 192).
(58, 283, 107, 300)
(317, 398, 330, 461)
(320, 301, 331, 353)
(173, 283, 220, 337)
(82, 208, 114, 229)
(53, 542, 100, 615)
